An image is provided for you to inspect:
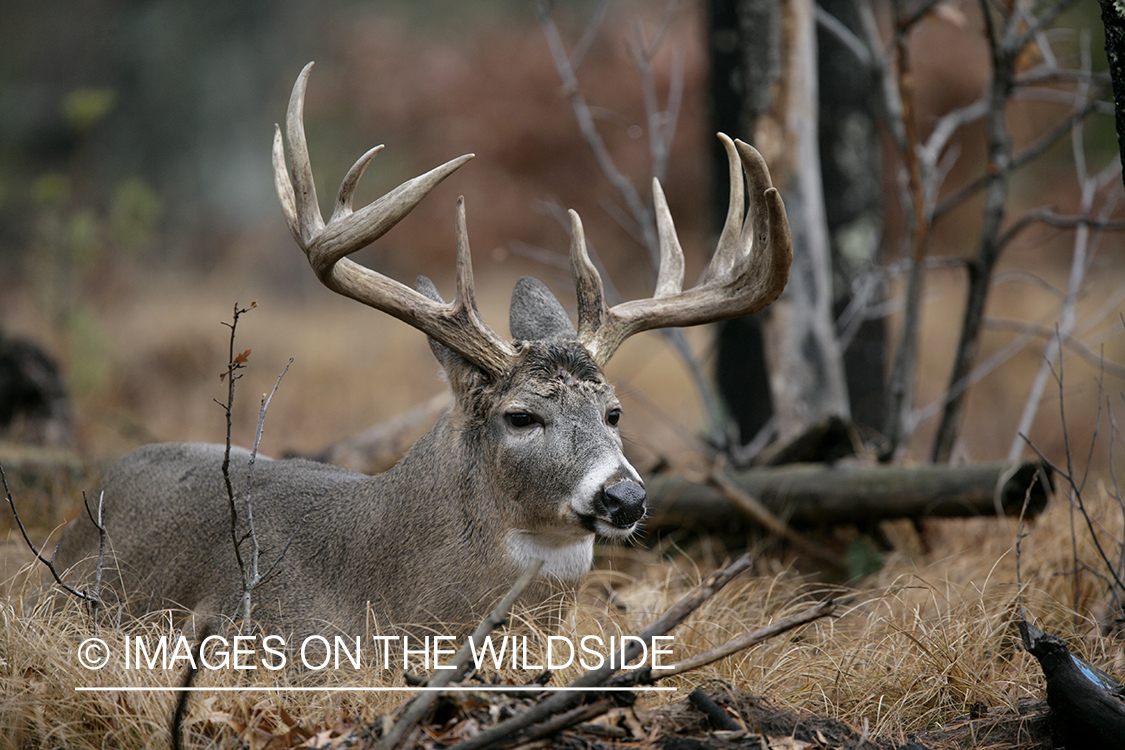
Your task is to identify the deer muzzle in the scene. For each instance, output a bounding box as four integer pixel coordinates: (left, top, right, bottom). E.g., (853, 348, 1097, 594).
(595, 479, 647, 531)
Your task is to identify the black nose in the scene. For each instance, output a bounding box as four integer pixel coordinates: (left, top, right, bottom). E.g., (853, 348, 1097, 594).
(598, 480, 647, 528)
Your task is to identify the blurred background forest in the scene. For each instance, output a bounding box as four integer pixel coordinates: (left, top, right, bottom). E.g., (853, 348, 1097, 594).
(0, 0, 1122, 484)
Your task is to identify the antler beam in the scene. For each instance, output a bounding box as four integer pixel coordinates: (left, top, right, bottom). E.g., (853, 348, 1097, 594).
(571, 133, 792, 366)
(273, 62, 517, 377)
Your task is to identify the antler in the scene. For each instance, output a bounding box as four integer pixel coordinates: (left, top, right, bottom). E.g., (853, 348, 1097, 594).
(273, 62, 517, 377)
(570, 133, 792, 366)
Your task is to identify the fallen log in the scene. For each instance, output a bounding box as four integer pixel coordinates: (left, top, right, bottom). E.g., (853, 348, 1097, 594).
(646, 460, 1052, 534)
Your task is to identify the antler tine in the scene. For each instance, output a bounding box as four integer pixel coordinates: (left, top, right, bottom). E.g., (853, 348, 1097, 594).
(273, 63, 516, 378)
(705, 133, 747, 283)
(576, 132, 792, 367)
(332, 143, 385, 221)
(277, 62, 324, 245)
(569, 209, 609, 343)
(453, 196, 492, 335)
(652, 178, 685, 299)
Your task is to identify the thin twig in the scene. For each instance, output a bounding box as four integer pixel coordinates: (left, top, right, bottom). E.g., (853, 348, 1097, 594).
(932, 98, 1102, 221)
(218, 302, 253, 618)
(537, 0, 730, 448)
(883, 0, 931, 459)
(710, 458, 846, 569)
(487, 697, 618, 750)
(1022, 361, 1125, 601)
(1, 460, 102, 612)
(611, 598, 836, 685)
(536, 1, 654, 265)
(446, 553, 754, 750)
(931, 0, 1020, 462)
(237, 357, 293, 622)
(1008, 49, 1108, 461)
(378, 559, 545, 750)
(82, 490, 107, 622)
(983, 318, 1125, 379)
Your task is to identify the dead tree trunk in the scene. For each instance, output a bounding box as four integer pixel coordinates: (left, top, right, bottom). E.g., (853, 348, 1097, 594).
(711, 0, 883, 449)
(1099, 0, 1125, 189)
(646, 460, 1052, 534)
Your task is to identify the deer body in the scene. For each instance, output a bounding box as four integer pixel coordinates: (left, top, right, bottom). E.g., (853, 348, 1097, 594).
(54, 63, 791, 639)
(57, 335, 643, 638)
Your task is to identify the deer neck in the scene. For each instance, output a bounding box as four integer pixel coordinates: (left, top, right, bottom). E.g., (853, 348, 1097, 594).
(374, 411, 594, 581)
(506, 529, 593, 581)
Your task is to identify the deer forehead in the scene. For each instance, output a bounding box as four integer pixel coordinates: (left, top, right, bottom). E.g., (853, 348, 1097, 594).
(498, 341, 614, 399)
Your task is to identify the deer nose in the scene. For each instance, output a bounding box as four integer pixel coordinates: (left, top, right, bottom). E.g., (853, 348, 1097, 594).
(598, 480, 647, 528)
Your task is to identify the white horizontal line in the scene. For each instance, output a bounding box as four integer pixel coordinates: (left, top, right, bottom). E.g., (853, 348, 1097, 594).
(76, 685, 674, 693)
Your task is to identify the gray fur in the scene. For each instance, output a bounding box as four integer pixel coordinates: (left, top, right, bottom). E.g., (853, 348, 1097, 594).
(53, 287, 646, 641)
(509, 276, 577, 341)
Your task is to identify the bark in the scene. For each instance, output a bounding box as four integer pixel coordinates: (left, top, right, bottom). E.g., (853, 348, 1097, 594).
(646, 460, 1052, 533)
(818, 0, 886, 437)
(762, 0, 851, 443)
(712, 0, 879, 447)
(1099, 0, 1125, 190)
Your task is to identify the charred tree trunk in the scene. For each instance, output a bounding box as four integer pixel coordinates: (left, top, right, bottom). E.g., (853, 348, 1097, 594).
(710, 0, 884, 450)
(1099, 0, 1125, 189)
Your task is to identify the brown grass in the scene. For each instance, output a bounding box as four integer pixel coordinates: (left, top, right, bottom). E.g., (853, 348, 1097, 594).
(2, 5, 1123, 747)
(3, 484, 1123, 748)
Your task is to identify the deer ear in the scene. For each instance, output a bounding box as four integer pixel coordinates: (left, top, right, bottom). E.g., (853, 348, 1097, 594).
(415, 276, 479, 383)
(509, 276, 577, 341)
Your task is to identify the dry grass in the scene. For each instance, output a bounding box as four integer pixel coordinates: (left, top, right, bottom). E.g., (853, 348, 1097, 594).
(2, 4, 1122, 747)
(3, 483, 1123, 748)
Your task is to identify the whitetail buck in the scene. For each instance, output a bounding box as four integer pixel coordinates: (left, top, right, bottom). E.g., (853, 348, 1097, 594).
(54, 63, 791, 640)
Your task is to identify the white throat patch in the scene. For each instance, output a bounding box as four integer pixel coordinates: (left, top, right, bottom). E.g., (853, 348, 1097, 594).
(506, 530, 594, 581)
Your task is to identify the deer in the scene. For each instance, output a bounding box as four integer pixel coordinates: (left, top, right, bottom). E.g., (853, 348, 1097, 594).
(53, 63, 791, 642)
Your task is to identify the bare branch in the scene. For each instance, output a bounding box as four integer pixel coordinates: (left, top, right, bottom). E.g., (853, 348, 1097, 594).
(610, 598, 836, 684)
(446, 553, 754, 750)
(883, 0, 931, 458)
(377, 558, 545, 750)
(933, 98, 1102, 221)
(536, 1, 655, 266)
(218, 302, 253, 622)
(815, 3, 873, 68)
(1, 461, 102, 612)
(1021, 362, 1125, 599)
(567, 0, 610, 72)
(983, 318, 1125, 379)
(237, 356, 293, 623)
(709, 458, 846, 569)
(998, 208, 1125, 248)
(897, 0, 949, 30)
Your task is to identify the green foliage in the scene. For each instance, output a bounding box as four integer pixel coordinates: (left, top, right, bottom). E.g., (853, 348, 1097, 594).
(846, 536, 885, 582)
(110, 178, 161, 253)
(60, 87, 116, 133)
(62, 305, 111, 398)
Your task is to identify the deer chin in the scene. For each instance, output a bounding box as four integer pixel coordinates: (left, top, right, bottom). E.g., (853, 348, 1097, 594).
(507, 529, 594, 580)
(586, 515, 639, 540)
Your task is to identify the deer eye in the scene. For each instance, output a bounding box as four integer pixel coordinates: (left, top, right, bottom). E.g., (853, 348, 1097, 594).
(506, 412, 537, 429)
(607, 408, 621, 427)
